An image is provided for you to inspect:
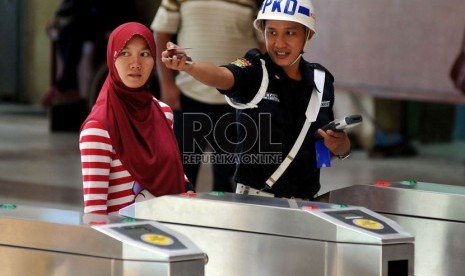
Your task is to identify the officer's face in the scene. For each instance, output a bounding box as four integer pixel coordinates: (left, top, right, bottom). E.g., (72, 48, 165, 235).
(264, 20, 307, 68)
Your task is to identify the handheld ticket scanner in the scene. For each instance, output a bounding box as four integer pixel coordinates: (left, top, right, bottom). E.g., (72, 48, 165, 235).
(0, 204, 206, 276)
(120, 192, 414, 276)
(329, 181, 465, 276)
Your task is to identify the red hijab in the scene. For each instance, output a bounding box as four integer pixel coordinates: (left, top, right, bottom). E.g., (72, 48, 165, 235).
(82, 22, 185, 196)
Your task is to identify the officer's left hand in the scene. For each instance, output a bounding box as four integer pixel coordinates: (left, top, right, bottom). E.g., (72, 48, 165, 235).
(317, 129, 351, 157)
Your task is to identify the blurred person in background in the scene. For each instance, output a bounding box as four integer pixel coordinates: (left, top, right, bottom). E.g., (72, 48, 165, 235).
(151, 0, 265, 192)
(43, 0, 138, 107)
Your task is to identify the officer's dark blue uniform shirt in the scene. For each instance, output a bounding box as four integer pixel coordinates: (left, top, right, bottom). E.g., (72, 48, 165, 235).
(219, 49, 335, 199)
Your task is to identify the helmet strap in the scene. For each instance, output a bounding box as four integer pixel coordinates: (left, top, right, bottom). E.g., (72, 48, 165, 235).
(289, 53, 302, 67)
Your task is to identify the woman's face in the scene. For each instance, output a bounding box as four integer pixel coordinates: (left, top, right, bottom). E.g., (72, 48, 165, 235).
(264, 20, 307, 68)
(115, 35, 154, 89)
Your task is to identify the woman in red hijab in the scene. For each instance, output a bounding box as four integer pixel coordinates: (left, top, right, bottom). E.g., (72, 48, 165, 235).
(79, 22, 193, 216)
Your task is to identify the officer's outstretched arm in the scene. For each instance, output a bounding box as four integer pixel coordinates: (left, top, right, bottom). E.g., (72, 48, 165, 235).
(161, 42, 235, 90)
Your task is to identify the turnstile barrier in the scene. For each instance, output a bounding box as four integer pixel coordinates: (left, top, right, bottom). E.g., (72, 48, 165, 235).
(0, 204, 206, 276)
(120, 192, 414, 276)
(329, 181, 465, 276)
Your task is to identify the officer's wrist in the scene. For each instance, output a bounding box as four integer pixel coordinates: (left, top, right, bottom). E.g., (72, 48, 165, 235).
(336, 147, 351, 160)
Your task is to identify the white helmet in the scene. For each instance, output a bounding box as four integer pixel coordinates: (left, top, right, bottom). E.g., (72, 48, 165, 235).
(254, 0, 316, 34)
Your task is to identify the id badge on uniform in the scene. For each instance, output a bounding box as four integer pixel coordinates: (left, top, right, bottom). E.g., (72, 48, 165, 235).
(315, 140, 331, 168)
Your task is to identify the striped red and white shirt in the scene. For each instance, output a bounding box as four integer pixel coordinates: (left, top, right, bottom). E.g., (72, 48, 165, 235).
(79, 99, 182, 215)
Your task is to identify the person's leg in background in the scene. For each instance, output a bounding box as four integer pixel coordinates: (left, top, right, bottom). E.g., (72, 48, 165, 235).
(173, 108, 201, 188)
(209, 105, 236, 193)
(56, 34, 81, 96)
(43, 31, 83, 106)
(174, 95, 208, 189)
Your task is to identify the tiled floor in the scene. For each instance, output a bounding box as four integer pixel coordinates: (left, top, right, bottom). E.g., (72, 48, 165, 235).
(1, 104, 464, 212)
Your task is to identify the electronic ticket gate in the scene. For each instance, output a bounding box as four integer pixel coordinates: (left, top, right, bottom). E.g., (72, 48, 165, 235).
(119, 192, 414, 276)
(0, 203, 206, 276)
(329, 181, 465, 276)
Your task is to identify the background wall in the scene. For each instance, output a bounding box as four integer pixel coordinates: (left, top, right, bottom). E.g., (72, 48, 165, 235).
(23, 0, 61, 104)
(306, 0, 465, 103)
(301, 0, 465, 149)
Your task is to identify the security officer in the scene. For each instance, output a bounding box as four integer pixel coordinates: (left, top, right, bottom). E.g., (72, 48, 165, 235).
(161, 0, 352, 200)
